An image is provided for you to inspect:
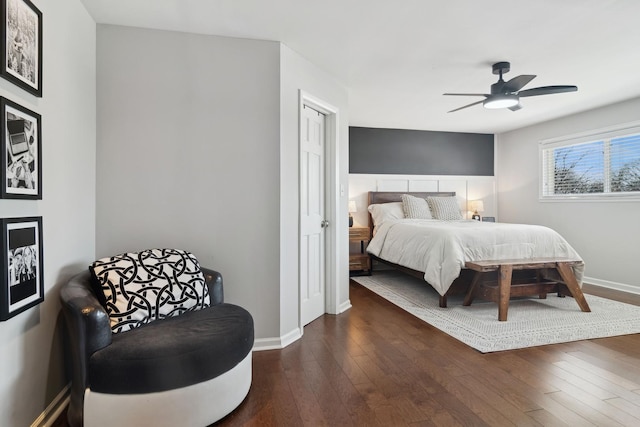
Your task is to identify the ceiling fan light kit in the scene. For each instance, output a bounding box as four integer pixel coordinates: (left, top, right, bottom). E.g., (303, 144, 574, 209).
(483, 94, 519, 109)
(444, 61, 578, 113)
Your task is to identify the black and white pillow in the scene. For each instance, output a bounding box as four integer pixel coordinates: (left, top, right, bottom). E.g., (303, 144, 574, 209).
(427, 196, 463, 220)
(90, 248, 210, 333)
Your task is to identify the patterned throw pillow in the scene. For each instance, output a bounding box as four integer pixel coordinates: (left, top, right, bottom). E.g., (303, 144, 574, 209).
(426, 196, 463, 220)
(90, 248, 210, 333)
(401, 194, 433, 219)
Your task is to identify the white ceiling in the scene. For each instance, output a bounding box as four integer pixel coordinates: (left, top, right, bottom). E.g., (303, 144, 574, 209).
(80, 0, 640, 134)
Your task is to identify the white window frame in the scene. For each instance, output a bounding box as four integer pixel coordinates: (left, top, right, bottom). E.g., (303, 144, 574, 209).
(539, 120, 640, 201)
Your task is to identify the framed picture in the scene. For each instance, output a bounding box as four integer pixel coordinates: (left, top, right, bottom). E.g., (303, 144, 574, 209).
(482, 216, 496, 222)
(1, 216, 43, 320)
(0, 96, 40, 199)
(0, 0, 42, 97)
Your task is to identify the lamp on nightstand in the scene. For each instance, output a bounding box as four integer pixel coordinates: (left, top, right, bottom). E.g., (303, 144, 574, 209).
(348, 200, 357, 227)
(469, 200, 484, 221)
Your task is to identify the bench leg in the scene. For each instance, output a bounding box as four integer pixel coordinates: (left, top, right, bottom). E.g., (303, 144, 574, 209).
(536, 270, 547, 299)
(498, 264, 513, 321)
(556, 262, 591, 313)
(463, 271, 483, 306)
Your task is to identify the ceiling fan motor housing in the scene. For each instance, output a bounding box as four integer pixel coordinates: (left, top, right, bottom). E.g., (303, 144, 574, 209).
(492, 61, 510, 75)
(491, 62, 511, 94)
(491, 81, 505, 95)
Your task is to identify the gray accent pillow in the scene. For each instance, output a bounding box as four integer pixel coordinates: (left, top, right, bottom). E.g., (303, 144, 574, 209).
(427, 196, 463, 220)
(91, 248, 210, 333)
(401, 194, 433, 219)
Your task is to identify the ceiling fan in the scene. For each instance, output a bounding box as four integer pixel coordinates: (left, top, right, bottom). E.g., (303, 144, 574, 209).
(444, 61, 577, 113)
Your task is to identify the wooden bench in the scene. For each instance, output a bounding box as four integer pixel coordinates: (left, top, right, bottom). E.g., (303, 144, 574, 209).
(463, 258, 591, 321)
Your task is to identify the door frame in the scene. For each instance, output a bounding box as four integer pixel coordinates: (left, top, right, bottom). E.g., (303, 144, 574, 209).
(298, 90, 340, 332)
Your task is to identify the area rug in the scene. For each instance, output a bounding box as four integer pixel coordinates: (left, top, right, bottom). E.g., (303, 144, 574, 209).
(352, 271, 640, 353)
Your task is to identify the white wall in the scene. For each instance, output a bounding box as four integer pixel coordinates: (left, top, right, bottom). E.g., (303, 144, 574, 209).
(96, 26, 282, 340)
(497, 97, 640, 293)
(0, 0, 96, 425)
(280, 45, 350, 340)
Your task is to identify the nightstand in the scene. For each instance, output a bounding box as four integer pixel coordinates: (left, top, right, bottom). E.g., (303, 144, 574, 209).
(349, 226, 371, 275)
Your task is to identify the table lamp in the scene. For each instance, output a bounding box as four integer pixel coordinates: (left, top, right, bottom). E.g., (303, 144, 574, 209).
(470, 200, 484, 221)
(348, 201, 357, 227)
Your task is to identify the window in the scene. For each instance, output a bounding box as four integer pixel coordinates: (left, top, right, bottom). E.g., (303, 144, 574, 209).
(540, 122, 640, 199)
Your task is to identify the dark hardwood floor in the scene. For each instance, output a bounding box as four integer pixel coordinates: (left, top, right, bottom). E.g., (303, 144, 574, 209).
(212, 280, 640, 426)
(57, 280, 640, 426)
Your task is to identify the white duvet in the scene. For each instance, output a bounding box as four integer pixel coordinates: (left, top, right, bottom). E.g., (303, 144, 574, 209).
(367, 219, 584, 296)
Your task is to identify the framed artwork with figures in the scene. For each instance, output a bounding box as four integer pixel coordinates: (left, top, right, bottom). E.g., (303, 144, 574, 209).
(0, 216, 43, 321)
(0, 96, 41, 199)
(0, 0, 42, 97)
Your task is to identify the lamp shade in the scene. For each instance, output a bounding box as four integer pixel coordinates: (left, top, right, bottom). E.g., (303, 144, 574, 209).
(348, 201, 357, 213)
(469, 200, 484, 213)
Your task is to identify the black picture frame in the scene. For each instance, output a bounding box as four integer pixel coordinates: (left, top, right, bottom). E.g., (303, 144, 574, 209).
(0, 96, 41, 199)
(0, 216, 43, 320)
(0, 0, 42, 97)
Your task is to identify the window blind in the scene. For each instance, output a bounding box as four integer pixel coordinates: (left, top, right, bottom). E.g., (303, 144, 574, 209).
(540, 125, 640, 198)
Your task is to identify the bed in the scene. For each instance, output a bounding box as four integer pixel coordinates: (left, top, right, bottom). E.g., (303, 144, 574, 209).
(365, 191, 585, 308)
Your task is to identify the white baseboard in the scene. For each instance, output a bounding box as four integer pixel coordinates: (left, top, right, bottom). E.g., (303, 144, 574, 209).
(31, 384, 70, 427)
(253, 327, 302, 351)
(584, 276, 640, 296)
(338, 299, 352, 313)
(280, 327, 302, 347)
(252, 302, 353, 351)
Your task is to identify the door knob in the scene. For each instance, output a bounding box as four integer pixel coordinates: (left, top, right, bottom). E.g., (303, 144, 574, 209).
(321, 220, 330, 228)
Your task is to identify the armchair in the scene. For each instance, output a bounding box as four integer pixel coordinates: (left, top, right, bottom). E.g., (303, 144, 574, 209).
(60, 251, 254, 427)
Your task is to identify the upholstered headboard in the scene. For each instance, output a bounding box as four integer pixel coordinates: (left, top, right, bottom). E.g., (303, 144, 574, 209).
(366, 191, 456, 238)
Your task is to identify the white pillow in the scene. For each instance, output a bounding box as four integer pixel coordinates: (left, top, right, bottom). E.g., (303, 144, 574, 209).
(426, 196, 463, 220)
(91, 248, 210, 333)
(401, 194, 433, 219)
(368, 202, 405, 227)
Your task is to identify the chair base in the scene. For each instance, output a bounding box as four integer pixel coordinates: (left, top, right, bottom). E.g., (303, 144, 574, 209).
(83, 352, 252, 427)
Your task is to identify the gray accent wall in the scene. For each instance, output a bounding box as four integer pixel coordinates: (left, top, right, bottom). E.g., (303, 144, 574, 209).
(350, 126, 494, 175)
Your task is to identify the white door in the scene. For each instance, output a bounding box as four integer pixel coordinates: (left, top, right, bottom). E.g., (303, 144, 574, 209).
(300, 105, 326, 326)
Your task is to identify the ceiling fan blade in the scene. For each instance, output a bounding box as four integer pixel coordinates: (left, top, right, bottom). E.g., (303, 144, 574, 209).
(509, 103, 523, 112)
(443, 93, 489, 97)
(518, 85, 578, 97)
(447, 99, 484, 113)
(502, 75, 536, 93)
